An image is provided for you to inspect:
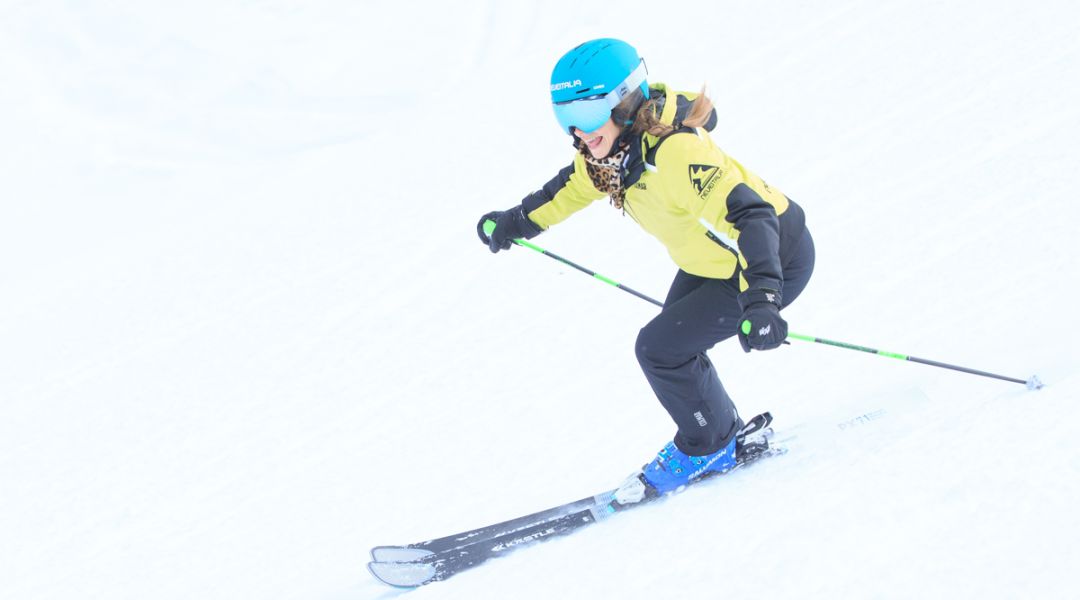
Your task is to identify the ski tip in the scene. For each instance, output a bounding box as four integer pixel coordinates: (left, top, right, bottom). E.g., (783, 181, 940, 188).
(368, 560, 437, 588)
(370, 545, 436, 562)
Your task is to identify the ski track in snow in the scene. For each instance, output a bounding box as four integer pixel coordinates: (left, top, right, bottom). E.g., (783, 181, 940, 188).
(2, 1, 1079, 599)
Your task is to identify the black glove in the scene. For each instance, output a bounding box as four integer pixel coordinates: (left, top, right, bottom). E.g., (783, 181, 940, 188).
(476, 206, 543, 253)
(737, 287, 788, 352)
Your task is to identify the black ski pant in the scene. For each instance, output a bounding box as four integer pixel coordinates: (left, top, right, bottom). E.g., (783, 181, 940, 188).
(635, 229, 816, 456)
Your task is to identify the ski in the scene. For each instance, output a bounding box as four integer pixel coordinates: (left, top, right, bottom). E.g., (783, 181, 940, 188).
(368, 413, 781, 587)
(369, 494, 605, 562)
(369, 412, 775, 563)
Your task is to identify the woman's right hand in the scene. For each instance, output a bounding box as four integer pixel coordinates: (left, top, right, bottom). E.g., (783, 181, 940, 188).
(476, 206, 542, 253)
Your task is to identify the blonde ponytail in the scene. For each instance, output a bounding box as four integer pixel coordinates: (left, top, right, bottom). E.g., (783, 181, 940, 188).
(630, 86, 714, 136)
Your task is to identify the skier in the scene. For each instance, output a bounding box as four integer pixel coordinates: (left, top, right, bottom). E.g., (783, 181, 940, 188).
(477, 39, 815, 495)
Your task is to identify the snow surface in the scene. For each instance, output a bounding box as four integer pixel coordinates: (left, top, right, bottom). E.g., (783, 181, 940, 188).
(2, 1, 1079, 598)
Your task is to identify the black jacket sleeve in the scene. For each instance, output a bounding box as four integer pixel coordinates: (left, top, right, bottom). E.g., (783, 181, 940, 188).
(724, 183, 783, 298)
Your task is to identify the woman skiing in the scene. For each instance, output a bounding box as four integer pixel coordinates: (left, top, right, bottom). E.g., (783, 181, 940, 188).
(477, 38, 815, 494)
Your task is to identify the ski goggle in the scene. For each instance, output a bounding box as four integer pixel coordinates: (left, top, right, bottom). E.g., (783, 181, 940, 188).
(552, 60, 648, 135)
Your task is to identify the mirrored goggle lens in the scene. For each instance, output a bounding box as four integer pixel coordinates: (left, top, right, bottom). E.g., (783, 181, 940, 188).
(552, 96, 612, 135)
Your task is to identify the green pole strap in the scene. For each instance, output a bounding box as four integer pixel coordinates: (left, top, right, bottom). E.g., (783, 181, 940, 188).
(482, 220, 1042, 390)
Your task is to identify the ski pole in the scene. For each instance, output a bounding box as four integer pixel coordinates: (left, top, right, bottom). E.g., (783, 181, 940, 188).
(484, 221, 664, 308)
(484, 221, 1043, 390)
(785, 333, 1043, 390)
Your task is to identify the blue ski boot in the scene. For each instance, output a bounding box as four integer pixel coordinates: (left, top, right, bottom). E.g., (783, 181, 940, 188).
(612, 413, 774, 505)
(641, 436, 738, 494)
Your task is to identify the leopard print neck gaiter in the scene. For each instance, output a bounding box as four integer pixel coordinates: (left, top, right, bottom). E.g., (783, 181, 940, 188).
(581, 141, 631, 210)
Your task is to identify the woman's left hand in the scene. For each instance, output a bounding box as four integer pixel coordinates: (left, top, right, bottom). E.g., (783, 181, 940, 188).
(737, 288, 788, 352)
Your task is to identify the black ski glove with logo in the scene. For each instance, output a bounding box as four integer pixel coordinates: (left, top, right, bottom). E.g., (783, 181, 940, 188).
(737, 287, 787, 352)
(476, 206, 543, 253)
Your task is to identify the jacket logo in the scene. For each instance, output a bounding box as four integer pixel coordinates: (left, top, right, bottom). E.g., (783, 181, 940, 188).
(688, 164, 721, 198)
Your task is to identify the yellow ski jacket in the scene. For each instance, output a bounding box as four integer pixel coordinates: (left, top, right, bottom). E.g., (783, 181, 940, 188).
(521, 84, 806, 296)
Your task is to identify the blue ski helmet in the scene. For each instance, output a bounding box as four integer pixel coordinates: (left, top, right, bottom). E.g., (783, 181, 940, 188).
(549, 38, 649, 135)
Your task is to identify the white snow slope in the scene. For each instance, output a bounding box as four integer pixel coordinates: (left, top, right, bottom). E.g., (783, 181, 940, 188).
(2, 1, 1079, 599)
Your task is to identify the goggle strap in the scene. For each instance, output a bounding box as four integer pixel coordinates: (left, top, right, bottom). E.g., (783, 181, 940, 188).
(606, 60, 648, 109)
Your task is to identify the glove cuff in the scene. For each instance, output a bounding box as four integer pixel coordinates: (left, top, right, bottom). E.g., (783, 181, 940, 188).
(512, 206, 544, 240)
(738, 287, 782, 312)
